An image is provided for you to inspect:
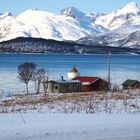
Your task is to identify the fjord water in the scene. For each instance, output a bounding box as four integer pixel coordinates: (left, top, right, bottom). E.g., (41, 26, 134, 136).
(0, 54, 140, 95)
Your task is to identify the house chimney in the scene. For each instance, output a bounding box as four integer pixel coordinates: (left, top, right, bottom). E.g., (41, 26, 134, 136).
(61, 75, 65, 81)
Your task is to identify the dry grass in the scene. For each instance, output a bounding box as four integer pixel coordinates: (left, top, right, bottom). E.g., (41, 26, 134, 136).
(0, 91, 138, 106)
(0, 90, 139, 113)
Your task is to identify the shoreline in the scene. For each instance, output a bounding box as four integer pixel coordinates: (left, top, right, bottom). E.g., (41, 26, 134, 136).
(0, 53, 140, 56)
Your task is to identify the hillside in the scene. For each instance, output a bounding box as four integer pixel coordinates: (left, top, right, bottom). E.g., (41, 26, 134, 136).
(0, 37, 139, 54)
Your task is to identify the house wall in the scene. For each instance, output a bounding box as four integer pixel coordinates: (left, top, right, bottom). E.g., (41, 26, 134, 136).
(81, 85, 88, 92)
(131, 83, 140, 89)
(59, 83, 81, 93)
(88, 79, 108, 92)
(46, 81, 60, 93)
(44, 81, 81, 93)
(123, 82, 140, 90)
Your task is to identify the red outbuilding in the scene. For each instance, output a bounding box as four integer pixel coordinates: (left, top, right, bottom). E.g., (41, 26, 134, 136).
(72, 76, 108, 92)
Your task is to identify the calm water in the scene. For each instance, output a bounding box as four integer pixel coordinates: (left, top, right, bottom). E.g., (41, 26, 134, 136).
(0, 54, 140, 95)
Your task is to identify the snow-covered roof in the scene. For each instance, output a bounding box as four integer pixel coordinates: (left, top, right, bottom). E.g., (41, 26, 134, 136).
(48, 80, 81, 84)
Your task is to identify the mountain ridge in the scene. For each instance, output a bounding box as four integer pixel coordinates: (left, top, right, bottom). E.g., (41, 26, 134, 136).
(0, 2, 140, 49)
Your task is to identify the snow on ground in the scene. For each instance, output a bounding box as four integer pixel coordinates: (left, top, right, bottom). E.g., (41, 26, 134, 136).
(0, 90, 140, 114)
(0, 91, 140, 140)
(0, 113, 140, 140)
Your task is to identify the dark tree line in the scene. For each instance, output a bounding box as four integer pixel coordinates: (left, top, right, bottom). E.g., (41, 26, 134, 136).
(18, 62, 48, 94)
(1, 37, 139, 54)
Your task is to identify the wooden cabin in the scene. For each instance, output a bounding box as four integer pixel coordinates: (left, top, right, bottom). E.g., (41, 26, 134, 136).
(122, 79, 140, 90)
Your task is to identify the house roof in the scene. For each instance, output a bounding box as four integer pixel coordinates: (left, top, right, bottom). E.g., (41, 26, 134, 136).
(72, 76, 99, 83)
(71, 66, 78, 73)
(56, 80, 81, 84)
(47, 80, 81, 84)
(122, 79, 139, 86)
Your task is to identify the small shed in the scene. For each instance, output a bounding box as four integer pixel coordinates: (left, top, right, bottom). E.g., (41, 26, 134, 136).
(122, 79, 140, 90)
(43, 79, 81, 93)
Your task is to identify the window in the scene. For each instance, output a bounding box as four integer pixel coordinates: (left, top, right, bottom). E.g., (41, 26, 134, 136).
(55, 85, 58, 90)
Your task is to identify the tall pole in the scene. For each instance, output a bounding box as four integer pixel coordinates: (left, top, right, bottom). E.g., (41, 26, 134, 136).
(108, 51, 111, 90)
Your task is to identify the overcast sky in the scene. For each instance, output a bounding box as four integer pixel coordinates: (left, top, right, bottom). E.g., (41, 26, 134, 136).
(1, 0, 140, 15)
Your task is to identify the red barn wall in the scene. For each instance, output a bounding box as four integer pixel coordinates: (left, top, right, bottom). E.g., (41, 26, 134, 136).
(88, 79, 108, 91)
(82, 85, 89, 92)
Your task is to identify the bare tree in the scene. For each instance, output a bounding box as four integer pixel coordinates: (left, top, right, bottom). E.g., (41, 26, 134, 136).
(18, 62, 36, 94)
(42, 70, 49, 94)
(112, 83, 120, 92)
(34, 68, 47, 94)
(43, 76, 49, 94)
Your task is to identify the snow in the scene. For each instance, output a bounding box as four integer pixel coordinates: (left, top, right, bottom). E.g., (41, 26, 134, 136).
(0, 2, 140, 48)
(1, 90, 140, 114)
(0, 113, 140, 140)
(78, 25, 140, 48)
(119, 2, 140, 15)
(0, 8, 101, 42)
(61, 7, 85, 18)
(95, 2, 140, 30)
(16, 9, 101, 41)
(0, 90, 140, 139)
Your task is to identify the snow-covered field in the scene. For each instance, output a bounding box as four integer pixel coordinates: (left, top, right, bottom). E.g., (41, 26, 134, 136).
(0, 91, 140, 113)
(0, 113, 140, 140)
(0, 91, 140, 140)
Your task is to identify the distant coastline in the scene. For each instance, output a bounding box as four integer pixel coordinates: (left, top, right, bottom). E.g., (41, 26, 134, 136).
(0, 52, 140, 55)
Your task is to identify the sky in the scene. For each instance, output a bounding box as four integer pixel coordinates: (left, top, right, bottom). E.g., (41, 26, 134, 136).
(0, 0, 140, 15)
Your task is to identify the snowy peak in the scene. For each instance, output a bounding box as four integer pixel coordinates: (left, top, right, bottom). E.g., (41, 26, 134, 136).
(95, 2, 140, 30)
(118, 2, 140, 15)
(3, 12, 12, 17)
(0, 12, 13, 21)
(60, 7, 95, 29)
(0, 12, 12, 18)
(89, 12, 104, 22)
(18, 9, 55, 18)
(60, 7, 85, 19)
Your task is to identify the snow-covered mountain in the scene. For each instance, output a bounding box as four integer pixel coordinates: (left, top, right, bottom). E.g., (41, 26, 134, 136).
(78, 2, 140, 48)
(95, 2, 140, 30)
(61, 7, 86, 19)
(0, 8, 104, 42)
(78, 25, 140, 48)
(0, 2, 140, 48)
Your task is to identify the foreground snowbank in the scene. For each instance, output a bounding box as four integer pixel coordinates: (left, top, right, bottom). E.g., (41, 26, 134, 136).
(0, 114, 140, 140)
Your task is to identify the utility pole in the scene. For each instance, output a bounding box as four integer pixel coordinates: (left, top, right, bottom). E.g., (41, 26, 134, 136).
(108, 51, 111, 90)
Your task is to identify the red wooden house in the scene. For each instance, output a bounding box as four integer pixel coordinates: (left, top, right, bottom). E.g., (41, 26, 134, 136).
(72, 76, 108, 92)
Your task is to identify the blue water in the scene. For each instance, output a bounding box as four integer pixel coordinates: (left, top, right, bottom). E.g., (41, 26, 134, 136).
(0, 54, 140, 94)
